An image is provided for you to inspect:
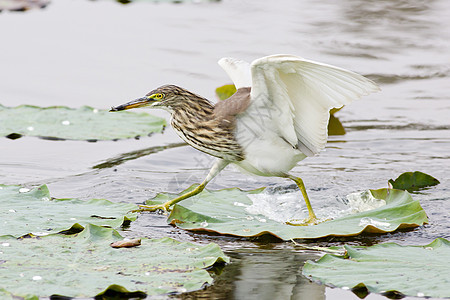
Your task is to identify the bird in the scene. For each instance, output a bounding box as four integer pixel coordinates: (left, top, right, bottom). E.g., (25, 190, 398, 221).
(110, 54, 380, 225)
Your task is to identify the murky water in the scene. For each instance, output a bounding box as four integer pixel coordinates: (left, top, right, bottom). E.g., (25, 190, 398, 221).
(1, 0, 449, 299)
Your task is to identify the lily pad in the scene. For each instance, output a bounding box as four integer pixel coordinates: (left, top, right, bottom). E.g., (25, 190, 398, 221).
(0, 184, 137, 237)
(302, 238, 450, 298)
(328, 114, 346, 135)
(0, 104, 165, 141)
(0, 224, 229, 298)
(145, 187, 428, 240)
(388, 171, 440, 191)
(215, 84, 237, 100)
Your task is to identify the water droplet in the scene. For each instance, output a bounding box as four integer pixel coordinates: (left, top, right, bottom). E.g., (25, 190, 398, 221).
(200, 221, 208, 227)
(417, 292, 425, 297)
(62, 120, 70, 125)
(258, 218, 267, 223)
(19, 188, 30, 193)
(8, 209, 16, 213)
(145, 272, 150, 276)
(425, 247, 433, 250)
(342, 286, 350, 290)
(2, 242, 10, 247)
(27, 126, 34, 131)
(233, 202, 247, 207)
(70, 218, 77, 221)
(32, 232, 50, 237)
(32, 276, 42, 281)
(186, 247, 199, 252)
(93, 109, 99, 113)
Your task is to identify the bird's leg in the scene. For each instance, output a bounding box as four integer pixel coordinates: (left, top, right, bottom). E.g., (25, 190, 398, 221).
(284, 174, 320, 226)
(134, 159, 229, 213)
(135, 183, 206, 213)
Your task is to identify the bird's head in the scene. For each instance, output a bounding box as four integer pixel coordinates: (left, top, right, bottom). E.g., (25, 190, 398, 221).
(110, 85, 186, 112)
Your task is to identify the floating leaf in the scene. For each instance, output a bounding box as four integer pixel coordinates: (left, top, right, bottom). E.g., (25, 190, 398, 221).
(215, 84, 237, 100)
(0, 104, 165, 141)
(329, 106, 343, 114)
(388, 171, 440, 191)
(0, 184, 137, 237)
(145, 187, 428, 240)
(0, 224, 229, 298)
(328, 114, 346, 135)
(110, 238, 142, 248)
(302, 238, 450, 298)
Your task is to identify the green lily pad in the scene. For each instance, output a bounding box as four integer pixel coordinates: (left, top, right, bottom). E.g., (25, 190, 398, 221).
(0, 104, 165, 141)
(0, 184, 137, 237)
(0, 224, 229, 298)
(388, 171, 440, 191)
(302, 238, 450, 298)
(328, 114, 346, 135)
(145, 187, 428, 240)
(215, 84, 237, 100)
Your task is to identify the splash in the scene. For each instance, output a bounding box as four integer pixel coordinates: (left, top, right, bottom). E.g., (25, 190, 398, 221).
(245, 189, 387, 224)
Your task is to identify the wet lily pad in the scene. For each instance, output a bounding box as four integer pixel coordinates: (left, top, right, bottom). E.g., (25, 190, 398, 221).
(0, 104, 165, 141)
(388, 171, 440, 191)
(0, 184, 137, 237)
(145, 187, 428, 240)
(0, 224, 229, 298)
(302, 238, 450, 298)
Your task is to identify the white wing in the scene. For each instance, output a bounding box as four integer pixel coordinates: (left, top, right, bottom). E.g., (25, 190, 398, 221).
(247, 54, 380, 157)
(218, 57, 252, 89)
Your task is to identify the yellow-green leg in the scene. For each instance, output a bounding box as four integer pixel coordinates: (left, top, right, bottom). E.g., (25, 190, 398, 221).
(285, 175, 320, 226)
(134, 183, 206, 213)
(132, 159, 229, 213)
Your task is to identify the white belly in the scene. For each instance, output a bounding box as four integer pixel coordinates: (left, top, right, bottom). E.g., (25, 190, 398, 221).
(234, 132, 307, 177)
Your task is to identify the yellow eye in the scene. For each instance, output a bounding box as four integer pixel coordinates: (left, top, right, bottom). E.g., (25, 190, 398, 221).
(155, 93, 164, 99)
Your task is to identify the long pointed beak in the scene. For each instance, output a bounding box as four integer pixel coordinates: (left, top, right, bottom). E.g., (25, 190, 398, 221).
(110, 96, 154, 112)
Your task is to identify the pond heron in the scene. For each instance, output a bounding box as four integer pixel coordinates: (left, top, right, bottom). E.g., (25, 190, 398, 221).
(110, 55, 379, 225)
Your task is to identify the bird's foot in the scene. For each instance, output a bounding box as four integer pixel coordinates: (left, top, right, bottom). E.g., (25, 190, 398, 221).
(131, 203, 171, 214)
(286, 215, 328, 226)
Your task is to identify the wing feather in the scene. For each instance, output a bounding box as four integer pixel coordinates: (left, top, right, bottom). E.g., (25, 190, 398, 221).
(248, 55, 380, 156)
(218, 57, 252, 89)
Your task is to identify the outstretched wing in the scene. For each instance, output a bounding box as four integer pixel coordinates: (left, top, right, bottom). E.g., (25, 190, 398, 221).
(218, 57, 252, 89)
(247, 54, 380, 156)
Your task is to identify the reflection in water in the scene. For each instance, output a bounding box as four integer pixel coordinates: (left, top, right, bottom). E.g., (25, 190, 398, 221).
(341, 0, 436, 32)
(0, 0, 50, 12)
(179, 249, 324, 300)
(92, 142, 186, 169)
(367, 68, 450, 85)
